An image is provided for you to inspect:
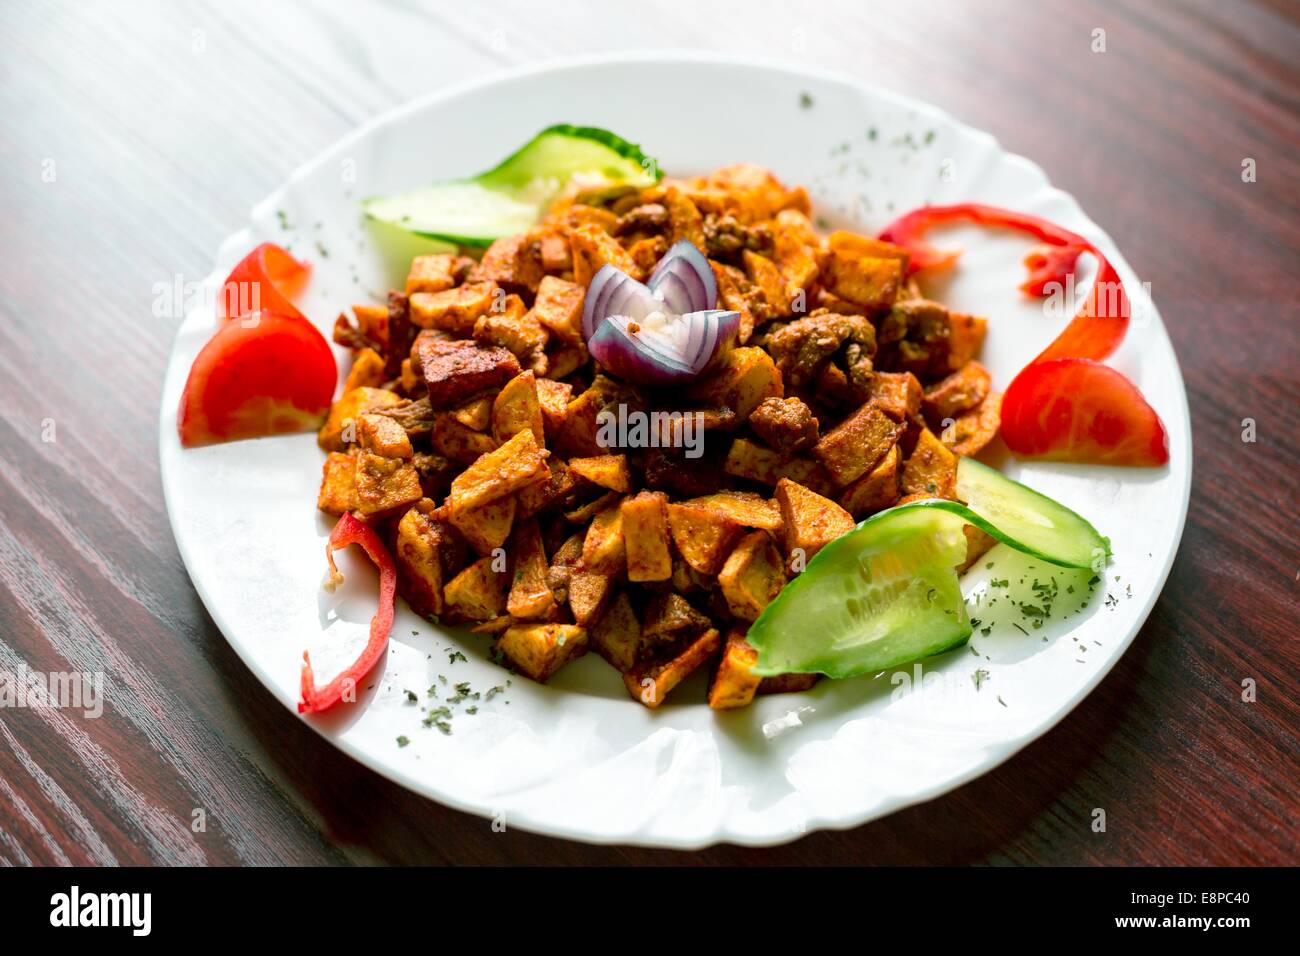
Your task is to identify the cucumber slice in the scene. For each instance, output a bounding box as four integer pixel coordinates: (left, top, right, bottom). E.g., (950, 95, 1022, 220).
(363, 125, 661, 247)
(748, 459, 1109, 678)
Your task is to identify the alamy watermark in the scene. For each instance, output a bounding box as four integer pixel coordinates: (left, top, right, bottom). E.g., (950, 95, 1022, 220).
(596, 404, 704, 458)
(0, 665, 103, 718)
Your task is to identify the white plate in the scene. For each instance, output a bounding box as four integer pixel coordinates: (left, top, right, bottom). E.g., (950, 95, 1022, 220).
(159, 54, 1191, 849)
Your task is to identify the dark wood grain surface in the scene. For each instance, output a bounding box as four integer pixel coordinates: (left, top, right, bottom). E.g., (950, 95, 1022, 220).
(0, 0, 1296, 865)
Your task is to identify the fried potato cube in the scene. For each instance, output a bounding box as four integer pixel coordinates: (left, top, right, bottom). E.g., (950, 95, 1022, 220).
(723, 439, 836, 496)
(318, 387, 403, 452)
(812, 402, 905, 486)
(351, 303, 389, 347)
(316, 452, 359, 515)
(491, 370, 545, 446)
(554, 386, 605, 457)
(686, 490, 782, 531)
(542, 342, 588, 380)
(628, 236, 669, 277)
(663, 187, 706, 249)
(443, 556, 507, 621)
(570, 224, 639, 286)
(355, 452, 422, 518)
(621, 490, 672, 582)
(686, 346, 783, 420)
(406, 254, 459, 295)
(957, 523, 998, 574)
(395, 504, 454, 617)
(449, 396, 492, 431)
(947, 312, 988, 371)
(564, 490, 620, 525)
(472, 234, 544, 295)
(775, 477, 855, 568)
(537, 230, 571, 272)
(827, 231, 910, 271)
(534, 378, 572, 440)
(838, 444, 901, 517)
(771, 209, 821, 301)
(708, 629, 762, 710)
(430, 413, 498, 465)
(497, 623, 587, 683)
(758, 673, 819, 695)
(642, 592, 712, 643)
(743, 249, 788, 316)
(718, 530, 787, 621)
(516, 459, 578, 520)
(923, 361, 991, 424)
(505, 519, 555, 620)
(624, 628, 722, 709)
(448, 428, 549, 513)
(418, 337, 522, 409)
(532, 275, 586, 346)
(473, 293, 548, 360)
(410, 282, 498, 335)
(944, 392, 1002, 458)
(868, 371, 923, 422)
(590, 591, 642, 673)
(711, 260, 757, 344)
(581, 502, 627, 575)
(356, 412, 413, 459)
(567, 570, 615, 626)
(568, 454, 632, 493)
(901, 428, 959, 498)
(666, 501, 744, 575)
(825, 252, 903, 310)
(449, 494, 516, 557)
(343, 347, 386, 392)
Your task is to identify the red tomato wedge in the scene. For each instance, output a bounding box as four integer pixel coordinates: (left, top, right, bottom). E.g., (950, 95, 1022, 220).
(1000, 358, 1169, 466)
(217, 242, 311, 321)
(177, 311, 336, 447)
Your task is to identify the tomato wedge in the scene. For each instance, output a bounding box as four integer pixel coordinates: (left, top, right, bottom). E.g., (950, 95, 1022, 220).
(217, 242, 311, 322)
(1000, 358, 1169, 466)
(177, 311, 336, 447)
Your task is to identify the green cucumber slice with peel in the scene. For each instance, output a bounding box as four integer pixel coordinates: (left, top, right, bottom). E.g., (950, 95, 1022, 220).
(362, 125, 661, 247)
(748, 457, 1109, 678)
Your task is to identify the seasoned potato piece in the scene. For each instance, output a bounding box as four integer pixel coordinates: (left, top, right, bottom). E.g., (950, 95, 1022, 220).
(666, 500, 745, 575)
(957, 523, 998, 574)
(443, 556, 507, 621)
(567, 570, 615, 626)
(947, 312, 988, 371)
(824, 251, 903, 310)
(537, 230, 572, 272)
(473, 293, 548, 362)
(516, 460, 579, 520)
(449, 396, 492, 431)
(448, 428, 549, 513)
(624, 627, 721, 708)
(355, 452, 422, 518)
(723, 439, 835, 497)
(555, 386, 606, 458)
(472, 234, 544, 295)
(686, 346, 783, 419)
(901, 428, 959, 498)
(406, 254, 459, 295)
(449, 494, 516, 557)
(318, 387, 403, 452)
(774, 478, 855, 568)
(621, 490, 672, 582)
(827, 231, 910, 271)
(838, 444, 901, 517)
(568, 454, 632, 493)
(663, 187, 706, 248)
(505, 519, 555, 620)
(710, 260, 758, 345)
(742, 249, 788, 316)
(684, 490, 782, 531)
(628, 235, 669, 276)
(708, 629, 763, 710)
(351, 303, 390, 347)
(564, 490, 620, 525)
(395, 504, 454, 618)
(542, 342, 588, 380)
(758, 673, 819, 695)
(581, 502, 627, 575)
(532, 275, 586, 346)
(770, 209, 821, 301)
(356, 412, 413, 459)
(343, 347, 386, 392)
(923, 361, 991, 423)
(317, 452, 359, 515)
(498, 623, 587, 683)
(718, 531, 787, 621)
(410, 282, 498, 335)
(868, 371, 923, 422)
(590, 591, 642, 673)
(491, 370, 546, 445)
(399, 358, 421, 394)
(534, 378, 572, 439)
(642, 592, 712, 642)
(430, 413, 498, 465)
(944, 391, 1002, 458)
(571, 224, 639, 286)
(812, 402, 905, 486)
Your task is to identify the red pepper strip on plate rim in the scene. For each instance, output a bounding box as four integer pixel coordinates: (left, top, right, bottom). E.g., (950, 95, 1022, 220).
(299, 513, 397, 714)
(878, 203, 1168, 465)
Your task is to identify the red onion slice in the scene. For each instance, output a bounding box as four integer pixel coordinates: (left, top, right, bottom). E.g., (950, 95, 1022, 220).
(582, 266, 659, 342)
(587, 309, 740, 387)
(648, 240, 717, 314)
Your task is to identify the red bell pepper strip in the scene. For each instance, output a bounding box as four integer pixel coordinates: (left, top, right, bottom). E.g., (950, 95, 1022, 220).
(218, 242, 311, 322)
(299, 513, 397, 714)
(878, 202, 1168, 466)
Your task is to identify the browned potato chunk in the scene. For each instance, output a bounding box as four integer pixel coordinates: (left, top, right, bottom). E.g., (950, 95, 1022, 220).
(351, 303, 389, 346)
(590, 591, 642, 673)
(742, 249, 787, 315)
(901, 428, 959, 498)
(568, 454, 632, 493)
(448, 495, 516, 556)
(945, 392, 1002, 458)
(516, 460, 579, 520)
(542, 342, 588, 380)
(443, 556, 507, 621)
(343, 347, 386, 392)
(923, 361, 991, 424)
(472, 234, 544, 295)
(687, 490, 782, 531)
(642, 592, 712, 643)
(825, 251, 903, 310)
(723, 439, 836, 497)
(581, 502, 626, 575)
(947, 312, 988, 371)
(838, 444, 902, 518)
(708, 629, 763, 710)
(532, 275, 586, 345)
(718, 531, 787, 621)
(406, 254, 458, 295)
(827, 231, 910, 271)
(448, 428, 549, 513)
(957, 523, 998, 574)
(868, 371, 923, 422)
(492, 370, 545, 445)
(430, 413, 498, 465)
(506, 519, 555, 619)
(317, 452, 359, 514)
(355, 452, 422, 518)
(567, 570, 615, 626)
(318, 387, 403, 452)
(621, 490, 672, 582)
(774, 478, 854, 568)
(356, 412, 413, 459)
(812, 402, 904, 486)
(410, 282, 498, 335)
(748, 397, 819, 456)
(571, 224, 639, 286)
(497, 623, 587, 683)
(534, 378, 572, 440)
(686, 346, 783, 419)
(449, 396, 492, 431)
(624, 628, 722, 708)
(771, 210, 820, 301)
(666, 501, 744, 575)
(395, 504, 454, 617)
(418, 338, 521, 409)
(473, 293, 548, 362)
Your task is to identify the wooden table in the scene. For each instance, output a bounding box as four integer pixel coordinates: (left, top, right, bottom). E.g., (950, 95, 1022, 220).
(0, 0, 1295, 865)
